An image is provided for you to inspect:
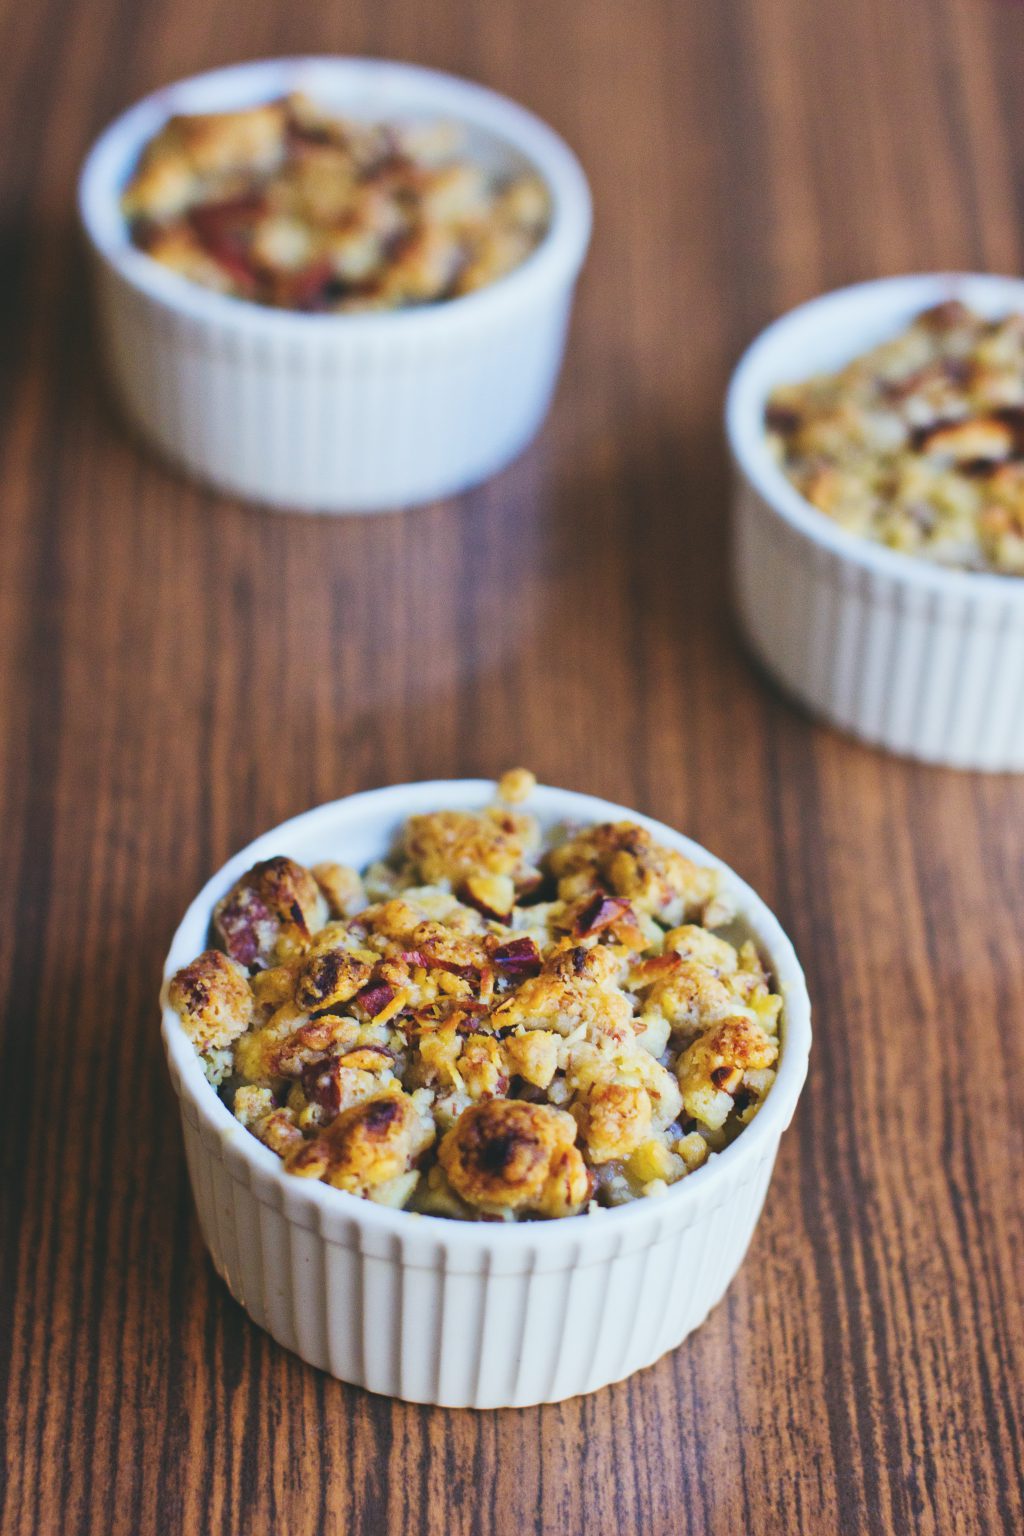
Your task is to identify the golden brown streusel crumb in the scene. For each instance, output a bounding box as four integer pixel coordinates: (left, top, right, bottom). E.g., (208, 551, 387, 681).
(438, 1099, 591, 1217)
(284, 1089, 434, 1194)
(766, 302, 1024, 573)
(312, 861, 366, 919)
(167, 950, 253, 1052)
(122, 96, 549, 313)
(255, 1105, 308, 1158)
(548, 821, 721, 925)
(677, 1015, 778, 1132)
(402, 806, 542, 890)
(213, 855, 326, 970)
(168, 774, 783, 1220)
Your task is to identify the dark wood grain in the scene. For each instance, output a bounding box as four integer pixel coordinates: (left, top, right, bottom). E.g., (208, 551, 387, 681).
(2, 0, 1023, 1531)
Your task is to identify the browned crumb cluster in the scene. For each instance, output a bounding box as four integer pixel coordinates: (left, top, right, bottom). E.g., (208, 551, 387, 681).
(167, 773, 782, 1221)
(766, 301, 1024, 573)
(122, 95, 550, 311)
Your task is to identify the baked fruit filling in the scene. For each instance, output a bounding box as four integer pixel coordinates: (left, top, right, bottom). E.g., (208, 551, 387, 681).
(167, 771, 782, 1221)
(122, 95, 550, 311)
(766, 301, 1024, 572)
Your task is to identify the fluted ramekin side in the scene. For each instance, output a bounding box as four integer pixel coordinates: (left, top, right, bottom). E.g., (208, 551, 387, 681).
(727, 273, 1024, 769)
(178, 1104, 783, 1406)
(80, 57, 591, 513)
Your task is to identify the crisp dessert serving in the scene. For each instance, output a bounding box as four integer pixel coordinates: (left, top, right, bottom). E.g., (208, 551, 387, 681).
(766, 300, 1024, 572)
(167, 771, 782, 1222)
(121, 94, 550, 311)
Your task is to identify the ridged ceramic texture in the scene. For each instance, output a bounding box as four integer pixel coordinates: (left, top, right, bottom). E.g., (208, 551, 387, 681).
(727, 273, 1024, 770)
(733, 478, 1024, 768)
(93, 262, 573, 511)
(160, 781, 811, 1407)
(79, 58, 592, 513)
(176, 1093, 779, 1408)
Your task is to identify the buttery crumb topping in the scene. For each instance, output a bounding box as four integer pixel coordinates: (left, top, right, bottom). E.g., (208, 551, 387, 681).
(122, 95, 550, 312)
(168, 775, 782, 1221)
(766, 301, 1024, 573)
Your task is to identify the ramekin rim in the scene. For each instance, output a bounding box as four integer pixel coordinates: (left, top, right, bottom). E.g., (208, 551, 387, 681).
(725, 271, 1024, 600)
(160, 778, 812, 1251)
(77, 54, 593, 338)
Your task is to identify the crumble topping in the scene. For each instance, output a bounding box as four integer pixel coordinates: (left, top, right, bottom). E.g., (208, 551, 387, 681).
(122, 95, 550, 312)
(168, 773, 782, 1220)
(766, 301, 1024, 573)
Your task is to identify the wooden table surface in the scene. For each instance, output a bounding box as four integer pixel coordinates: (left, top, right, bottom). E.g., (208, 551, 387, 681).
(3, 0, 1023, 1532)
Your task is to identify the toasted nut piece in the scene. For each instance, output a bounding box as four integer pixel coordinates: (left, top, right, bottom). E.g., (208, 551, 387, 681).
(438, 1100, 591, 1217)
(168, 950, 253, 1051)
(353, 980, 405, 1022)
(491, 936, 542, 980)
(567, 893, 630, 939)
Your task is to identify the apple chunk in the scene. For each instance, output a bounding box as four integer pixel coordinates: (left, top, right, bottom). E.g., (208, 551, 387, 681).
(463, 873, 515, 922)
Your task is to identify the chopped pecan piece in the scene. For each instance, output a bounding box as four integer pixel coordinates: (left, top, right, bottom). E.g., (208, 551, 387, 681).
(491, 936, 542, 980)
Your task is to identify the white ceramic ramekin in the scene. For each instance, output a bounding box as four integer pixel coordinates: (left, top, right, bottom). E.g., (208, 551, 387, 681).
(727, 274, 1024, 770)
(78, 58, 591, 513)
(160, 779, 811, 1407)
